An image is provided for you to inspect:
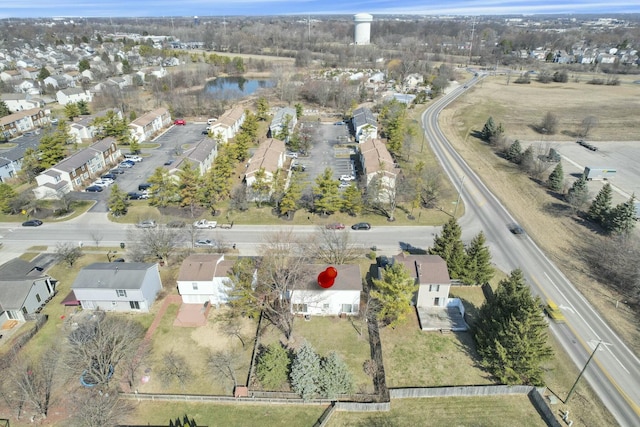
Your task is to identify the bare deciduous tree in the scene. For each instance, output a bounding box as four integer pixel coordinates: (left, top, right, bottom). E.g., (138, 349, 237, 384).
(159, 350, 193, 389)
(585, 234, 640, 301)
(308, 227, 363, 265)
(127, 226, 185, 266)
(11, 347, 60, 419)
(207, 349, 244, 391)
(55, 242, 83, 267)
(539, 111, 558, 134)
(69, 386, 132, 427)
(65, 314, 145, 387)
(90, 231, 104, 248)
(578, 115, 599, 138)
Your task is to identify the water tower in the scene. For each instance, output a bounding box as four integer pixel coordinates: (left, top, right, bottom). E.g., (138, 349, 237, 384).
(353, 13, 373, 45)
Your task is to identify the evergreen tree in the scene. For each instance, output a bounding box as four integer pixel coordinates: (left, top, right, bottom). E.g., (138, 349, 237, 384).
(38, 125, 70, 168)
(547, 162, 564, 192)
(232, 132, 251, 162)
(77, 100, 90, 115)
(37, 66, 50, 81)
(255, 97, 269, 121)
(78, 59, 91, 72)
(178, 162, 203, 217)
(129, 138, 140, 154)
(256, 342, 290, 390)
(18, 148, 43, 183)
(588, 182, 612, 224)
(224, 257, 260, 318)
(279, 179, 301, 218)
(519, 146, 534, 172)
(0, 183, 17, 213)
(481, 116, 497, 142)
(121, 59, 132, 74)
(313, 168, 341, 215)
(340, 184, 363, 216)
(147, 167, 179, 207)
(240, 111, 258, 140)
(505, 140, 522, 163)
(371, 262, 418, 327)
(429, 217, 467, 279)
(107, 184, 129, 217)
(294, 103, 303, 119)
(250, 168, 271, 208)
(319, 352, 354, 399)
(463, 232, 493, 285)
(566, 176, 589, 212)
(606, 195, 637, 235)
(474, 269, 553, 386)
(290, 341, 321, 400)
(0, 100, 10, 118)
(64, 103, 81, 121)
(92, 110, 130, 144)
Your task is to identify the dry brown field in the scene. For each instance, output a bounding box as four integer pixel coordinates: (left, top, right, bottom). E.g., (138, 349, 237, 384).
(439, 75, 640, 354)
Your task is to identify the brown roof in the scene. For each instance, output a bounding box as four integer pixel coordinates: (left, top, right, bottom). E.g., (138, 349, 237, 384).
(297, 264, 362, 291)
(130, 107, 168, 127)
(177, 254, 225, 281)
(245, 138, 284, 177)
(218, 106, 245, 126)
(360, 138, 396, 175)
(393, 253, 450, 285)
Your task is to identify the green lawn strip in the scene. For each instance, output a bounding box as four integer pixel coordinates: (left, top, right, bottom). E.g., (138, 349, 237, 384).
(127, 401, 327, 427)
(329, 395, 547, 427)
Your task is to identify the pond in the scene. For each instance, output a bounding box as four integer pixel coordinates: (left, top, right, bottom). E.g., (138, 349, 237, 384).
(204, 76, 276, 100)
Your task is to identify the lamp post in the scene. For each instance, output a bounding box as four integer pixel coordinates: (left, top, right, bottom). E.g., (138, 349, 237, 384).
(453, 175, 466, 218)
(565, 340, 602, 403)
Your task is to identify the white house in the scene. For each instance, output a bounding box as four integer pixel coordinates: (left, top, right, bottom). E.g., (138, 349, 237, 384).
(207, 106, 246, 143)
(176, 254, 237, 306)
(71, 263, 162, 313)
(0, 108, 48, 140)
(244, 138, 285, 188)
(170, 137, 218, 177)
(0, 258, 57, 324)
(128, 107, 172, 143)
(358, 138, 399, 201)
(56, 87, 93, 105)
(290, 264, 362, 316)
(352, 106, 377, 142)
(269, 107, 297, 140)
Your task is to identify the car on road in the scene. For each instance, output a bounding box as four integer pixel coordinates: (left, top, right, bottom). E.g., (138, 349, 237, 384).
(340, 174, 355, 181)
(112, 258, 125, 263)
(85, 185, 104, 192)
(164, 159, 174, 166)
(334, 121, 345, 125)
(509, 223, 525, 235)
(326, 223, 345, 230)
(22, 219, 43, 227)
(174, 119, 186, 125)
(193, 219, 217, 229)
(543, 300, 566, 323)
(195, 239, 216, 247)
(136, 220, 157, 229)
(351, 222, 371, 230)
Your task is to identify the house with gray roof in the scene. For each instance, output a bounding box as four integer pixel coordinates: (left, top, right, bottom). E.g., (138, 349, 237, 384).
(352, 106, 377, 142)
(56, 87, 92, 105)
(170, 137, 218, 177)
(71, 262, 162, 313)
(0, 258, 56, 324)
(268, 107, 297, 141)
(0, 135, 40, 182)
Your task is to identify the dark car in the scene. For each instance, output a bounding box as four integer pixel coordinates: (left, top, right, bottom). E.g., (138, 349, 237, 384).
(127, 192, 144, 200)
(110, 168, 125, 174)
(509, 223, 525, 235)
(101, 173, 116, 180)
(138, 183, 152, 191)
(85, 185, 104, 192)
(112, 258, 125, 263)
(351, 222, 371, 230)
(22, 219, 43, 227)
(164, 159, 174, 166)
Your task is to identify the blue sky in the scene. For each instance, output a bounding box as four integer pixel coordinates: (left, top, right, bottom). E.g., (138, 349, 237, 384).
(2, 0, 639, 19)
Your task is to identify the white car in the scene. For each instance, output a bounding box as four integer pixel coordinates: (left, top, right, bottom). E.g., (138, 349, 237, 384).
(92, 180, 111, 187)
(340, 174, 355, 181)
(124, 155, 143, 162)
(195, 239, 216, 247)
(119, 162, 133, 168)
(286, 152, 299, 158)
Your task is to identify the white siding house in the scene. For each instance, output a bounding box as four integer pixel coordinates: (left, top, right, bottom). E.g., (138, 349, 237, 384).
(56, 88, 93, 105)
(0, 258, 57, 323)
(176, 254, 238, 306)
(290, 264, 362, 316)
(71, 263, 162, 313)
(352, 106, 377, 142)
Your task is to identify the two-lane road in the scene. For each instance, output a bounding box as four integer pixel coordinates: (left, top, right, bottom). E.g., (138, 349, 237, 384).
(424, 76, 640, 426)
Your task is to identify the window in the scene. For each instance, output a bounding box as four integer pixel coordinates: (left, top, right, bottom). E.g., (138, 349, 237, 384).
(429, 285, 440, 292)
(22, 307, 28, 315)
(36, 294, 41, 303)
(130, 301, 140, 310)
(293, 304, 308, 313)
(192, 283, 198, 291)
(341, 304, 358, 313)
(116, 289, 127, 297)
(323, 303, 330, 310)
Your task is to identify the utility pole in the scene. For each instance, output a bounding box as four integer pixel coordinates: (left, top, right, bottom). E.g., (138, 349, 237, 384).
(565, 340, 602, 403)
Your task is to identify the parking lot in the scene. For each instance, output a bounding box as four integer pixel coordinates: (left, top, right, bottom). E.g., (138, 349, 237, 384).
(77, 123, 207, 212)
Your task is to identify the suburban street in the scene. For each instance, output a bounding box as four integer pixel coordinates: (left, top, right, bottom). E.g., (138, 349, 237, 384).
(424, 75, 640, 427)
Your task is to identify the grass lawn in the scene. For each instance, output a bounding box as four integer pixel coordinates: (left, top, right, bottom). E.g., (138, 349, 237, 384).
(139, 305, 256, 396)
(380, 310, 493, 388)
(260, 316, 374, 394)
(329, 396, 547, 427)
(126, 401, 326, 427)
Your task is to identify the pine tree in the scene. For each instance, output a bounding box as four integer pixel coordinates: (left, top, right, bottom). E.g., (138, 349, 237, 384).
(0, 183, 17, 214)
(107, 184, 129, 217)
(279, 179, 301, 218)
(255, 97, 269, 121)
(250, 168, 272, 208)
(319, 352, 354, 399)
(464, 232, 493, 285)
(256, 342, 290, 390)
(429, 217, 467, 279)
(474, 269, 553, 386)
(588, 182, 612, 225)
(505, 140, 522, 163)
(38, 126, 69, 168)
(313, 168, 341, 215)
(290, 341, 321, 400)
(519, 146, 534, 172)
(178, 162, 203, 217)
(340, 184, 363, 216)
(606, 195, 637, 235)
(18, 148, 44, 183)
(481, 116, 497, 142)
(147, 167, 179, 207)
(224, 257, 260, 318)
(37, 66, 50, 81)
(547, 162, 564, 192)
(371, 262, 418, 327)
(566, 176, 589, 212)
(64, 103, 81, 121)
(0, 100, 10, 118)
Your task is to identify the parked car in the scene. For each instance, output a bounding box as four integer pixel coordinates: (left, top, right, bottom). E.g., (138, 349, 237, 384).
(339, 182, 352, 189)
(124, 155, 143, 162)
(193, 219, 217, 229)
(326, 223, 345, 230)
(207, 118, 217, 125)
(202, 129, 209, 135)
(174, 119, 186, 125)
(286, 152, 298, 158)
(136, 220, 157, 229)
(340, 174, 355, 181)
(101, 173, 117, 181)
(167, 220, 186, 228)
(291, 164, 306, 172)
(92, 179, 111, 187)
(22, 219, 43, 227)
(195, 239, 216, 247)
(85, 185, 104, 192)
(119, 161, 134, 168)
(164, 159, 174, 166)
(110, 168, 125, 174)
(351, 222, 371, 230)
(127, 192, 146, 200)
(138, 183, 152, 191)
(112, 258, 125, 263)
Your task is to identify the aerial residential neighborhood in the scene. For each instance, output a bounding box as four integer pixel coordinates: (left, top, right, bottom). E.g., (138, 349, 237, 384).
(0, 6, 639, 427)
